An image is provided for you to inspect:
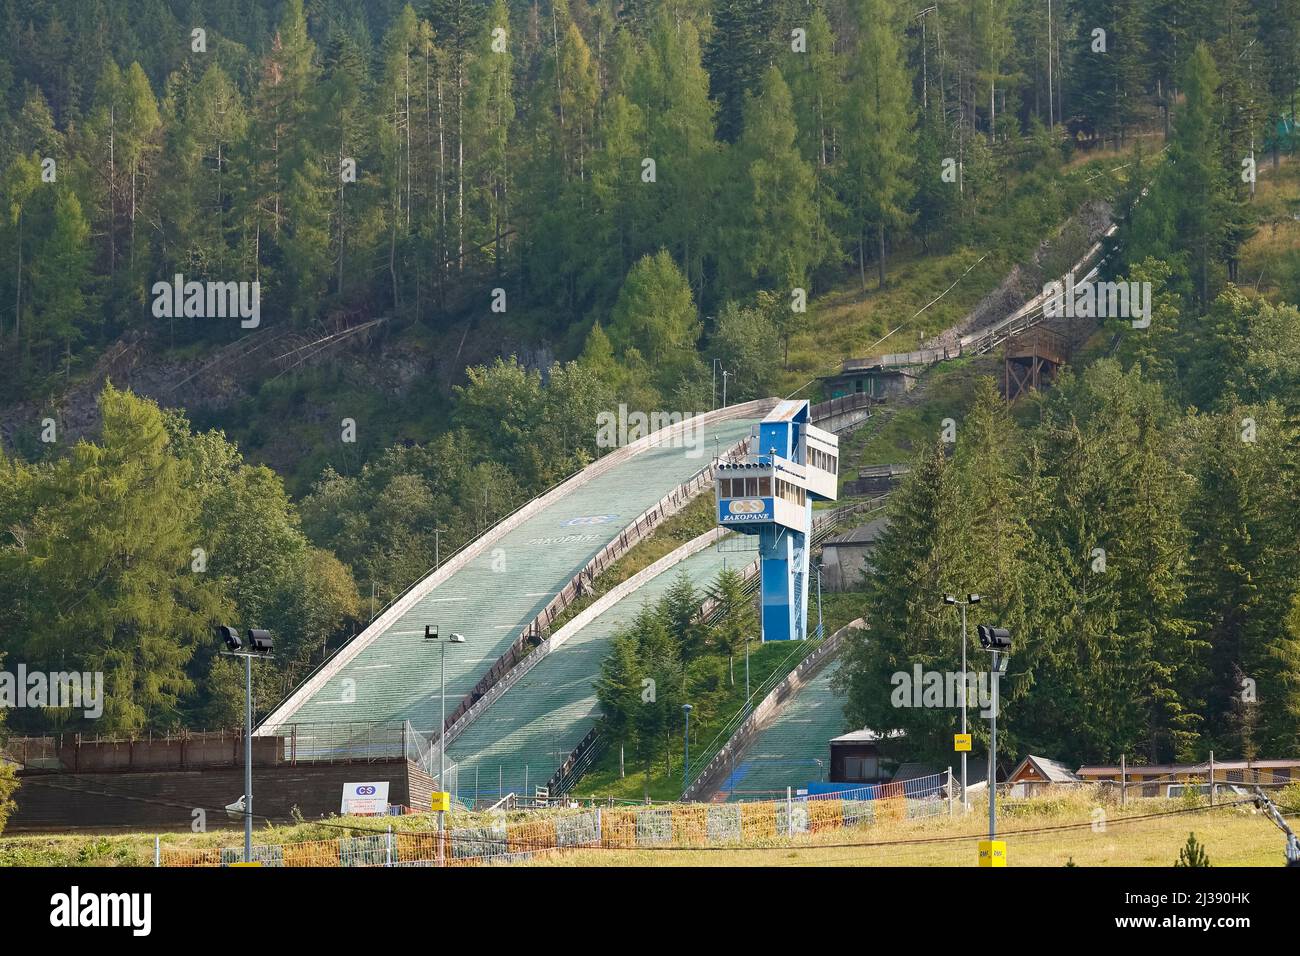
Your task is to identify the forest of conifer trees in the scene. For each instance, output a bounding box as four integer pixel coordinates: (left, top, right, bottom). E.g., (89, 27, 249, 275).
(0, 0, 1298, 779)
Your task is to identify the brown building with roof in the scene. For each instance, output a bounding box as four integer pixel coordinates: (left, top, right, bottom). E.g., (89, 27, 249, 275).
(1076, 759, 1300, 798)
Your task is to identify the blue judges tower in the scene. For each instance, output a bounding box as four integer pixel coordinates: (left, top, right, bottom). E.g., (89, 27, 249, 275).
(714, 400, 839, 641)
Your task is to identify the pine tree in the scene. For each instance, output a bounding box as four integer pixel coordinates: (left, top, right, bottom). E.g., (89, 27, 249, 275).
(377, 6, 422, 314)
(1257, 0, 1300, 170)
(429, 0, 478, 281)
(1175, 831, 1211, 866)
(1171, 43, 1229, 306)
(839, 0, 915, 289)
(1069, 0, 1148, 147)
(781, 6, 844, 280)
(836, 438, 966, 763)
(595, 629, 646, 778)
(466, 0, 516, 277)
(730, 66, 821, 293)
(705, 0, 778, 143)
(4, 386, 230, 734)
(1032, 362, 1200, 763)
(1183, 402, 1300, 752)
(708, 567, 756, 686)
(607, 250, 703, 393)
(660, 570, 706, 662)
(28, 189, 91, 374)
(631, 10, 718, 298)
(317, 33, 369, 299)
(0, 152, 42, 340)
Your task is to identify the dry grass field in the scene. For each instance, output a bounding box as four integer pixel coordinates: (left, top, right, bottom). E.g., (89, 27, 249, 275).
(525, 794, 1288, 867)
(5, 786, 1288, 867)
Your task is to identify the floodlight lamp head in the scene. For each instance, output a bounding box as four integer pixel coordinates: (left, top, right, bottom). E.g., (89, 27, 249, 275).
(968, 594, 982, 605)
(424, 624, 438, 640)
(247, 628, 273, 654)
(216, 625, 241, 652)
(976, 624, 1012, 651)
(943, 595, 956, 605)
(449, 633, 466, 644)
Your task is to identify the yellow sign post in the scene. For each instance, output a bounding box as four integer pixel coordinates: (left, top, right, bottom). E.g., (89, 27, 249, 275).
(954, 733, 972, 752)
(430, 791, 451, 813)
(978, 840, 1007, 867)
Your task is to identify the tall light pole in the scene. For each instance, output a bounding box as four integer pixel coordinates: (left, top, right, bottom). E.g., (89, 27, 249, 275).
(682, 704, 693, 796)
(977, 624, 1012, 859)
(943, 594, 980, 811)
(722, 369, 729, 408)
(217, 625, 273, 864)
(426, 625, 464, 860)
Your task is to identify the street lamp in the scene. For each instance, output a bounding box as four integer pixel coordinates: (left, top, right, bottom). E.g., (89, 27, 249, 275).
(942, 594, 980, 810)
(425, 626, 466, 787)
(216, 625, 274, 863)
(682, 704, 693, 796)
(976, 624, 1012, 851)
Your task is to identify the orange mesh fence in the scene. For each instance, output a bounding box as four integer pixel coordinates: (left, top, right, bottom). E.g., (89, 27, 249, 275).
(877, 795, 909, 823)
(601, 809, 639, 848)
(808, 799, 844, 833)
(160, 847, 222, 867)
(282, 840, 342, 867)
(158, 773, 952, 865)
(671, 804, 710, 845)
(741, 800, 779, 841)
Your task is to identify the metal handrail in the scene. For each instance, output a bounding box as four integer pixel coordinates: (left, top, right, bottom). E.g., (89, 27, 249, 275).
(437, 437, 753, 738)
(682, 638, 815, 788)
(548, 727, 607, 797)
(841, 219, 1117, 375)
(682, 624, 857, 800)
(261, 402, 777, 733)
(257, 465, 589, 731)
(547, 497, 891, 797)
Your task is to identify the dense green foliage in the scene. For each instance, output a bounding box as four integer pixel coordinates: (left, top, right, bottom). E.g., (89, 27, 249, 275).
(595, 567, 758, 783)
(835, 35, 1300, 769)
(838, 283, 1300, 766)
(0, 387, 360, 733)
(0, 0, 1297, 753)
(5, 0, 1287, 387)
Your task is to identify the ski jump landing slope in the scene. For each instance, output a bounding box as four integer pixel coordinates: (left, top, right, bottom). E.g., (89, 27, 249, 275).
(445, 530, 746, 799)
(258, 401, 773, 742)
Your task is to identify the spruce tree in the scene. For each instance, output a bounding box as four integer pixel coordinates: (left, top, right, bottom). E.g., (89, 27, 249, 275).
(839, 0, 915, 289)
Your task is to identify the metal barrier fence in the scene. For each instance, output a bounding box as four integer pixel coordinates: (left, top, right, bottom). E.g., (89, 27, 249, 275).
(159, 773, 951, 867)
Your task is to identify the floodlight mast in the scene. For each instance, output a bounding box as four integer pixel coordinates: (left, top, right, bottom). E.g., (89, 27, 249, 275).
(216, 626, 274, 863)
(975, 624, 1012, 845)
(942, 594, 981, 812)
